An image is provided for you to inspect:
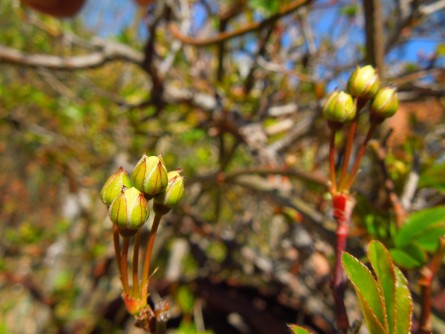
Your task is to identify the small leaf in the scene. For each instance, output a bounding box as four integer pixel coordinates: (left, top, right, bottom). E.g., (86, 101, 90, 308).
(394, 206, 445, 249)
(342, 252, 386, 330)
(368, 241, 395, 333)
(288, 324, 312, 334)
(390, 244, 427, 269)
(394, 267, 412, 334)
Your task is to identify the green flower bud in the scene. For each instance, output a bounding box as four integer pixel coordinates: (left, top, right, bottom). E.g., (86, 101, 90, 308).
(109, 187, 149, 237)
(322, 91, 356, 124)
(370, 87, 399, 120)
(347, 65, 380, 99)
(154, 171, 185, 215)
(132, 154, 168, 198)
(100, 167, 132, 206)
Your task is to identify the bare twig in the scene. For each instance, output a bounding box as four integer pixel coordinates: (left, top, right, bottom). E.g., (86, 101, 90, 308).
(168, 0, 313, 46)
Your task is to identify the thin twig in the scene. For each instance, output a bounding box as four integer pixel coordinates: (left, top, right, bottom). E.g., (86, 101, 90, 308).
(168, 0, 313, 46)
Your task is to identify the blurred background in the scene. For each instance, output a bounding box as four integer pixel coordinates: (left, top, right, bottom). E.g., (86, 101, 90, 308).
(1, 0, 445, 333)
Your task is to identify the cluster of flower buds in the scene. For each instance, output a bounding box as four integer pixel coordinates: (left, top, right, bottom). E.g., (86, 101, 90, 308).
(322, 65, 399, 127)
(100, 154, 185, 237)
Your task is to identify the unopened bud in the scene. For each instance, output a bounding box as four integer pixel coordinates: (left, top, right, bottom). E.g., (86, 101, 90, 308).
(322, 91, 356, 124)
(154, 171, 185, 215)
(370, 87, 399, 121)
(132, 154, 168, 198)
(347, 65, 379, 99)
(100, 167, 132, 206)
(109, 187, 149, 237)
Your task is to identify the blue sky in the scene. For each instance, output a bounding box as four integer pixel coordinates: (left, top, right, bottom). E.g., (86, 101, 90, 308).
(79, 0, 444, 90)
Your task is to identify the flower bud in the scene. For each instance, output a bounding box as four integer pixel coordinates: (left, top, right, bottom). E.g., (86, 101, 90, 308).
(109, 187, 149, 237)
(347, 65, 379, 99)
(154, 171, 185, 215)
(132, 154, 168, 198)
(100, 167, 132, 206)
(322, 91, 356, 124)
(370, 87, 399, 121)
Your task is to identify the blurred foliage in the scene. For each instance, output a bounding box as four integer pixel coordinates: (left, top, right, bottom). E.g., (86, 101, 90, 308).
(0, 0, 444, 333)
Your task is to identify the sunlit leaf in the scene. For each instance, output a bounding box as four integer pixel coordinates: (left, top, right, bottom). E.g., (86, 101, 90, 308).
(394, 267, 412, 334)
(342, 252, 386, 331)
(368, 241, 395, 333)
(288, 324, 312, 334)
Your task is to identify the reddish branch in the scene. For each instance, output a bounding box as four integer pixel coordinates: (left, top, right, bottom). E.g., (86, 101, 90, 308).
(418, 237, 445, 334)
(168, 0, 313, 46)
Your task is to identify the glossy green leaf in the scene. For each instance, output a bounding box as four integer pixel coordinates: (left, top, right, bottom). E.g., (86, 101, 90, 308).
(288, 324, 311, 334)
(390, 244, 427, 269)
(355, 292, 387, 334)
(368, 241, 394, 333)
(342, 252, 386, 329)
(394, 206, 445, 249)
(394, 267, 412, 334)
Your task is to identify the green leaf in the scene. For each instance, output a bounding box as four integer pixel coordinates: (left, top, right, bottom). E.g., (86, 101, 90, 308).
(414, 226, 445, 252)
(368, 241, 395, 334)
(342, 252, 386, 331)
(288, 324, 312, 334)
(419, 163, 445, 193)
(394, 267, 412, 334)
(390, 244, 427, 269)
(394, 206, 445, 249)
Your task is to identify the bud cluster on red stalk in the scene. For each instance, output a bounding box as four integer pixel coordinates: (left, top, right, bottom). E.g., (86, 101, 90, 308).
(99, 153, 185, 327)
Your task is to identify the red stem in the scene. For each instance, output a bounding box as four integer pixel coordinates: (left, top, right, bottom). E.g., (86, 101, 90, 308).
(418, 237, 445, 334)
(338, 118, 357, 192)
(331, 193, 355, 332)
(133, 229, 141, 297)
(141, 214, 162, 299)
(113, 225, 123, 278)
(121, 237, 131, 294)
(345, 122, 377, 189)
(329, 127, 338, 192)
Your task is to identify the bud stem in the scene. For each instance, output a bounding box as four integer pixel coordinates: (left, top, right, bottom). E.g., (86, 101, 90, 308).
(133, 229, 141, 297)
(113, 224, 123, 281)
(345, 122, 377, 189)
(338, 98, 366, 192)
(329, 128, 338, 192)
(121, 237, 131, 295)
(141, 213, 163, 299)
